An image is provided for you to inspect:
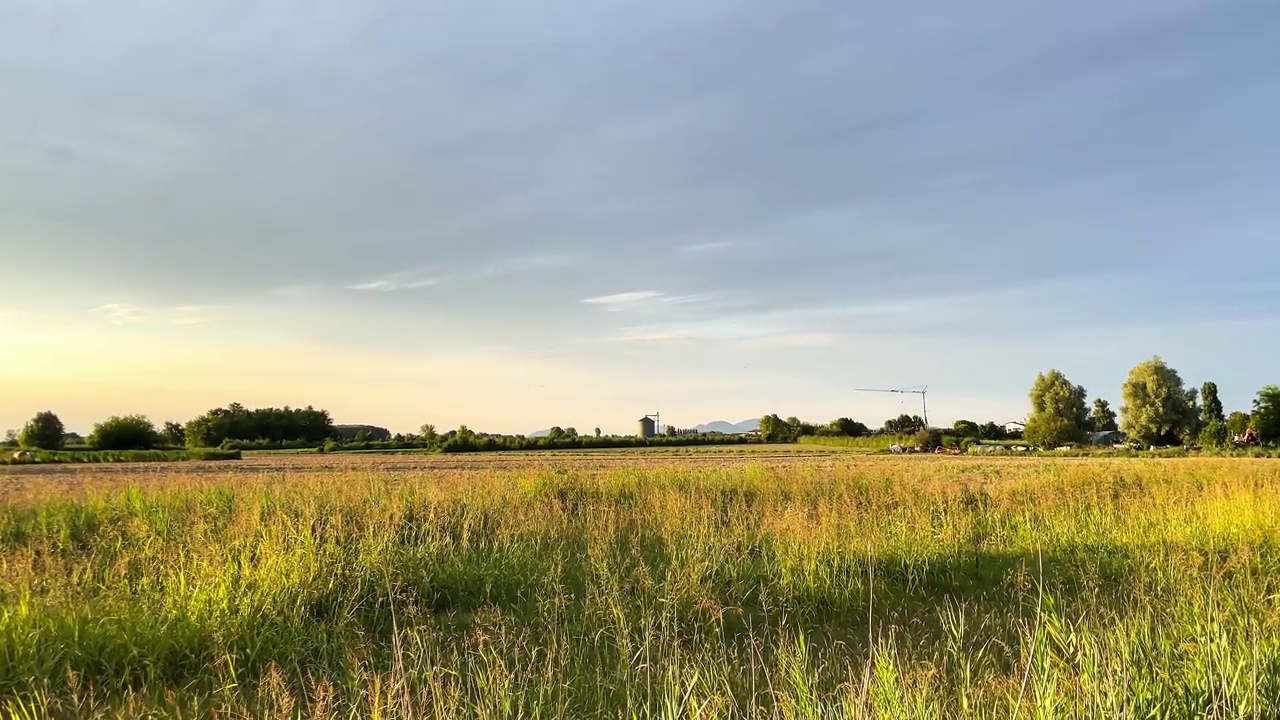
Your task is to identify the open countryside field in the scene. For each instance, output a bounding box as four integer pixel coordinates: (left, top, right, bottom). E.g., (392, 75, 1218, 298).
(2, 450, 1279, 718)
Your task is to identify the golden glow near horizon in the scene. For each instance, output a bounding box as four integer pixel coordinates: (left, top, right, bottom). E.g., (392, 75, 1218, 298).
(4, 298, 1188, 438)
(0, 308, 769, 435)
(0, 320, 1023, 436)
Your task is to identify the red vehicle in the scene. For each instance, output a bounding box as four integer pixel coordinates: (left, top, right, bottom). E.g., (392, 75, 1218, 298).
(1234, 428, 1261, 446)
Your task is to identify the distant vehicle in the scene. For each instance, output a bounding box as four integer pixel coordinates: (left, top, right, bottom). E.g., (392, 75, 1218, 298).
(1234, 428, 1261, 446)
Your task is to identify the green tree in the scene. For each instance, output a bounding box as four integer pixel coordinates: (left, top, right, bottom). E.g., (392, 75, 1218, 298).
(1023, 415, 1077, 449)
(952, 420, 980, 438)
(1025, 369, 1089, 447)
(1252, 385, 1280, 443)
(831, 418, 870, 437)
(184, 404, 333, 447)
(594, 427, 602, 438)
(1180, 388, 1202, 445)
(2, 429, 16, 446)
(1200, 382, 1225, 426)
(161, 422, 185, 447)
(758, 415, 783, 442)
(18, 411, 66, 450)
(977, 422, 1005, 440)
(1227, 411, 1252, 438)
(184, 414, 218, 448)
(759, 414, 804, 442)
(784, 417, 818, 438)
(88, 415, 161, 450)
(1120, 357, 1195, 446)
(419, 423, 439, 446)
(1087, 399, 1118, 432)
(883, 414, 926, 435)
(1199, 420, 1229, 448)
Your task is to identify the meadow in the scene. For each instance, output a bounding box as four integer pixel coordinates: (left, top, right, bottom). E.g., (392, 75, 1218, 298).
(1, 450, 1278, 718)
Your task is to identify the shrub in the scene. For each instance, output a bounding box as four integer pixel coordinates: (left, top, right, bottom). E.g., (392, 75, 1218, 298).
(88, 415, 161, 450)
(0, 449, 241, 465)
(913, 428, 943, 450)
(796, 435, 909, 451)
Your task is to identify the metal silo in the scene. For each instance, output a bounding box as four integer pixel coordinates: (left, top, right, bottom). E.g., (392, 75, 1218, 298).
(637, 416, 656, 438)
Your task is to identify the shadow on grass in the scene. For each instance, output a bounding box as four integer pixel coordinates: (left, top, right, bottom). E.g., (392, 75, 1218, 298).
(0, 536, 1249, 705)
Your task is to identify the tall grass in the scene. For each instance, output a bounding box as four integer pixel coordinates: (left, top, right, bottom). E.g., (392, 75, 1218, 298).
(0, 457, 1278, 717)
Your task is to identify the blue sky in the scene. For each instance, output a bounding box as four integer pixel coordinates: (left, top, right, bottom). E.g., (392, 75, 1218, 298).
(1, 0, 1278, 435)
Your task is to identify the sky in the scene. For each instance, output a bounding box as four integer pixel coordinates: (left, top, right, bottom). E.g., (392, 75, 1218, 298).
(2, 0, 1278, 436)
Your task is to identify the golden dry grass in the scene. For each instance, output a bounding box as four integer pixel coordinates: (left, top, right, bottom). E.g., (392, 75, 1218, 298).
(2, 452, 1278, 718)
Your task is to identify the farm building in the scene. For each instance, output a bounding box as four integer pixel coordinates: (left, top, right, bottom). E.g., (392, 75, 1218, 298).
(1086, 430, 1127, 445)
(637, 416, 656, 438)
(1002, 421, 1026, 435)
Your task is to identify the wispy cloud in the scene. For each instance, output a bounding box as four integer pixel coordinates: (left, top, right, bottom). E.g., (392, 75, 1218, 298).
(465, 253, 581, 281)
(90, 303, 147, 325)
(658, 294, 709, 306)
(347, 277, 441, 292)
(345, 266, 442, 293)
(677, 241, 736, 254)
(341, 253, 576, 294)
(89, 303, 213, 326)
(582, 290, 664, 306)
(737, 332, 842, 349)
(5, 0, 1279, 432)
(613, 330, 697, 344)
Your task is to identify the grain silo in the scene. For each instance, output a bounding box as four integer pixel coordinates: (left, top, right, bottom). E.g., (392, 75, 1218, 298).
(637, 416, 656, 438)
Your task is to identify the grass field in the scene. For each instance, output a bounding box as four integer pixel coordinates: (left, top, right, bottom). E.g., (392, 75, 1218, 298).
(0, 449, 242, 465)
(2, 450, 1278, 718)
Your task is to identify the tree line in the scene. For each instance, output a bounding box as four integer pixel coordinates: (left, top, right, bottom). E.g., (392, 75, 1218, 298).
(1022, 357, 1277, 449)
(756, 413, 1014, 447)
(1, 406, 754, 453)
(2, 404, 338, 452)
(6, 358, 1277, 454)
(758, 357, 1278, 451)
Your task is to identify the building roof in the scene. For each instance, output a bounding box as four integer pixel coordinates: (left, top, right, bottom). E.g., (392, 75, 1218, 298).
(1087, 430, 1126, 442)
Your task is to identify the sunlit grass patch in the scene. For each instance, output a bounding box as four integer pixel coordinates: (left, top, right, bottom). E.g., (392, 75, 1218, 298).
(0, 456, 1277, 717)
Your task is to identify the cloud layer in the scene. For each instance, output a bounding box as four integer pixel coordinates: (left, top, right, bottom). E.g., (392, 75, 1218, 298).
(2, 0, 1279, 432)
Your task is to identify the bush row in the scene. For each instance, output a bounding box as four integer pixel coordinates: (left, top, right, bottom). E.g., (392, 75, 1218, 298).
(0, 449, 241, 465)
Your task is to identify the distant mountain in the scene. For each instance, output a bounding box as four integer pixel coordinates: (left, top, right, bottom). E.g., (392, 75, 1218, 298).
(693, 419, 759, 435)
(528, 429, 551, 438)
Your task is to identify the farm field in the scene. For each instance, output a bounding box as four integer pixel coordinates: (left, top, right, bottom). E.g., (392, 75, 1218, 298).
(2, 450, 1279, 718)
